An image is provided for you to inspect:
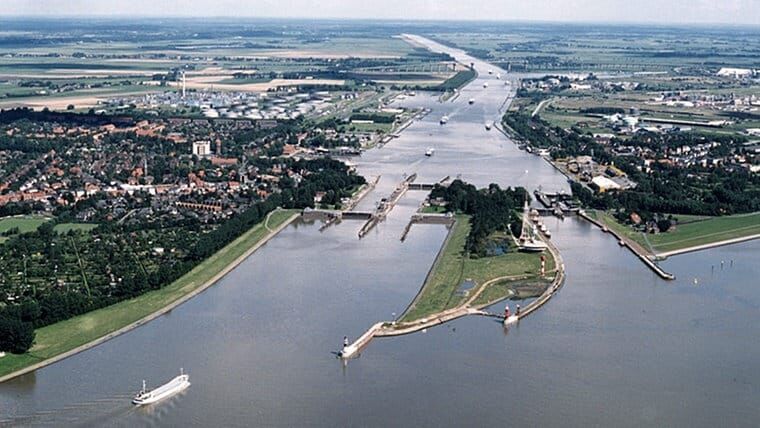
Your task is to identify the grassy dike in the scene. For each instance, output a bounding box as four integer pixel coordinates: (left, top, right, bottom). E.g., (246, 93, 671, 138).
(0, 209, 299, 381)
(400, 215, 553, 322)
(587, 210, 760, 256)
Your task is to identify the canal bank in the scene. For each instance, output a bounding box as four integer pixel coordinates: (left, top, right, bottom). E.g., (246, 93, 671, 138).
(578, 210, 675, 280)
(0, 209, 300, 384)
(341, 214, 565, 358)
(6, 34, 760, 428)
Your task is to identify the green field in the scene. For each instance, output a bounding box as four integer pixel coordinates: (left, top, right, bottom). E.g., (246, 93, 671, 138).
(421, 205, 447, 214)
(586, 210, 651, 251)
(400, 216, 551, 322)
(0, 209, 298, 379)
(348, 122, 393, 133)
(436, 68, 476, 91)
(0, 218, 97, 243)
(218, 77, 273, 84)
(587, 210, 760, 255)
(0, 216, 51, 235)
(649, 212, 760, 254)
(52, 223, 99, 234)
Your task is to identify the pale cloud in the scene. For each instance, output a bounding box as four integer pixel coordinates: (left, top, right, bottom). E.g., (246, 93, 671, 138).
(0, 0, 758, 25)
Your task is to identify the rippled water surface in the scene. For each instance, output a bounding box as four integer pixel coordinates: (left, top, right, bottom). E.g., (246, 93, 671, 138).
(1, 37, 759, 427)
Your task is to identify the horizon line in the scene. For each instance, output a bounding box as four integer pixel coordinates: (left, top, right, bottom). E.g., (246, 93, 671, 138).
(0, 14, 758, 29)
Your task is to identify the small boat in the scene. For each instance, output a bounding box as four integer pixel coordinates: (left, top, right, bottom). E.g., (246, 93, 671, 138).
(518, 202, 547, 252)
(468, 98, 475, 105)
(520, 240, 547, 252)
(504, 315, 519, 325)
(425, 147, 435, 157)
(132, 369, 190, 405)
(439, 116, 448, 125)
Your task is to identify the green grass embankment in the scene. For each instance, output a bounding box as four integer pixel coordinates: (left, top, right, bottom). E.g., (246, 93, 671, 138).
(587, 210, 760, 255)
(649, 212, 760, 254)
(400, 215, 552, 322)
(0, 209, 298, 379)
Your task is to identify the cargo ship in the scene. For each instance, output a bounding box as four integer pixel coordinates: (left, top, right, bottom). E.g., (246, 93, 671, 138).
(132, 369, 190, 405)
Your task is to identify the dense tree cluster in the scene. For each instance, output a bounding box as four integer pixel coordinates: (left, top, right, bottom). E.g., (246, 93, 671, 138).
(0, 156, 363, 350)
(506, 111, 760, 221)
(430, 180, 528, 256)
(0, 315, 35, 354)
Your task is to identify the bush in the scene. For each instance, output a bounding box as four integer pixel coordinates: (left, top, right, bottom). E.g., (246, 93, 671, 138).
(0, 316, 36, 354)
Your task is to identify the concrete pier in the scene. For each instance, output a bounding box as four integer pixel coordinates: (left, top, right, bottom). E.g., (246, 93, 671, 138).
(341, 219, 567, 359)
(339, 322, 385, 359)
(358, 174, 417, 238)
(401, 213, 456, 241)
(578, 211, 675, 280)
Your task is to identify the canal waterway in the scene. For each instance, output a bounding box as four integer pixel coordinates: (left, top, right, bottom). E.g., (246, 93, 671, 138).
(1, 36, 759, 427)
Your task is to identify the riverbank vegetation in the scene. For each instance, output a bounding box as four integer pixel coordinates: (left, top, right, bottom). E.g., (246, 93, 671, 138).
(0, 157, 363, 355)
(503, 107, 760, 252)
(401, 180, 554, 323)
(428, 179, 528, 256)
(400, 216, 553, 322)
(587, 209, 760, 256)
(0, 209, 298, 378)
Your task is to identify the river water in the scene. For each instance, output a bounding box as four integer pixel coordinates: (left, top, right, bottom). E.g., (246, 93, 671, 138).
(1, 36, 759, 427)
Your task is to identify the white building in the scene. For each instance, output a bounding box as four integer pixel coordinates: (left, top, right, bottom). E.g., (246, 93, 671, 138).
(592, 176, 622, 192)
(717, 68, 754, 78)
(192, 140, 212, 157)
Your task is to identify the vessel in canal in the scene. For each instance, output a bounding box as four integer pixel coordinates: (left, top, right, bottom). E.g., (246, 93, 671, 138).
(132, 369, 190, 405)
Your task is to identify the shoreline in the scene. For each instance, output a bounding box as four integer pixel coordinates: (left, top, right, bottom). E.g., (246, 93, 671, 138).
(656, 233, 760, 258)
(397, 216, 459, 321)
(578, 210, 675, 280)
(581, 209, 760, 261)
(341, 216, 566, 357)
(0, 210, 300, 384)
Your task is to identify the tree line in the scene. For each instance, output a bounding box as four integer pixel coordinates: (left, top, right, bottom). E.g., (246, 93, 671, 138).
(0, 157, 364, 354)
(429, 180, 528, 256)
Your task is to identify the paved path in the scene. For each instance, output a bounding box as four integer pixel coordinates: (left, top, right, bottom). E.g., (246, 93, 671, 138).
(657, 233, 760, 258)
(341, 236, 565, 358)
(578, 211, 675, 280)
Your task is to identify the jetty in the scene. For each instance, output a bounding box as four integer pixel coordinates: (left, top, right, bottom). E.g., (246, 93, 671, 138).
(358, 173, 418, 238)
(340, 221, 567, 359)
(578, 210, 675, 280)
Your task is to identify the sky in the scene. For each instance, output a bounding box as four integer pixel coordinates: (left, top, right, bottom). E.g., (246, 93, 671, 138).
(1, 0, 758, 26)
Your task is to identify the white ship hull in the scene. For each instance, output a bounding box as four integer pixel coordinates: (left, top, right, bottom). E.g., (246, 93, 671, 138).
(133, 373, 190, 405)
(504, 315, 519, 325)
